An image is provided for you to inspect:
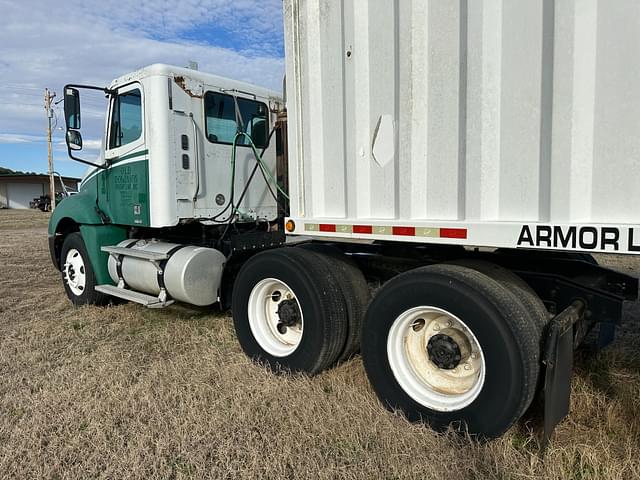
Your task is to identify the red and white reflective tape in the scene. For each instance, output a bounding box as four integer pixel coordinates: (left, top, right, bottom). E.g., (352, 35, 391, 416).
(302, 223, 467, 240)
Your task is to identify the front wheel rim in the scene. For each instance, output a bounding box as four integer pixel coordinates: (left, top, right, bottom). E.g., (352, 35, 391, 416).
(387, 306, 486, 412)
(63, 248, 87, 296)
(248, 278, 304, 357)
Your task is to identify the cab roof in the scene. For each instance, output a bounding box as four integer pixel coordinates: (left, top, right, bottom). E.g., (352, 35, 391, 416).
(110, 63, 282, 102)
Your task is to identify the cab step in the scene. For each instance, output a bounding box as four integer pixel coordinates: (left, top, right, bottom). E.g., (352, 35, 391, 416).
(101, 245, 169, 262)
(95, 284, 174, 308)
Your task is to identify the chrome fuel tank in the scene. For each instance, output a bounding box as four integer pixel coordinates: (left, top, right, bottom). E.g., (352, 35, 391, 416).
(107, 239, 226, 306)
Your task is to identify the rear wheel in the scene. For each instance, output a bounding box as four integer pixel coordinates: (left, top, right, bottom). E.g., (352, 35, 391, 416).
(362, 264, 540, 439)
(232, 247, 348, 375)
(60, 232, 109, 306)
(299, 243, 369, 361)
(447, 259, 549, 333)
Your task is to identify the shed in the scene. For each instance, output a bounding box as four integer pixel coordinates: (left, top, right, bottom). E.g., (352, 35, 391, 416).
(0, 174, 80, 209)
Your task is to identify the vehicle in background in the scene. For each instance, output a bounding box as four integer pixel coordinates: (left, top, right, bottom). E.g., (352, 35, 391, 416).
(30, 172, 77, 211)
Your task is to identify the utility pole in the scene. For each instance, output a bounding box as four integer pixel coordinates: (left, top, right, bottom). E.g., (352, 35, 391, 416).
(44, 88, 56, 211)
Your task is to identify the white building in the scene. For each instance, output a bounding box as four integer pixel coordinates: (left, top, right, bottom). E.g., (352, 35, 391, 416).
(0, 174, 79, 209)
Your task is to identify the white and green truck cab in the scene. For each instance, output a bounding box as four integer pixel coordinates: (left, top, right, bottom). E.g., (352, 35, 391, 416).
(49, 64, 283, 305)
(49, 0, 640, 444)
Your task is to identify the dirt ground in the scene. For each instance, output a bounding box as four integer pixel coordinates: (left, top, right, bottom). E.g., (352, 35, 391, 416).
(0, 208, 639, 479)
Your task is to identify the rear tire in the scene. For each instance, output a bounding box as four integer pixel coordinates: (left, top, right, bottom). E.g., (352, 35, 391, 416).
(232, 247, 348, 375)
(362, 264, 540, 439)
(299, 243, 369, 361)
(60, 232, 109, 306)
(446, 259, 549, 334)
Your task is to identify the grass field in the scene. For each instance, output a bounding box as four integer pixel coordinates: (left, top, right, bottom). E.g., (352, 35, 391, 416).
(1, 208, 639, 479)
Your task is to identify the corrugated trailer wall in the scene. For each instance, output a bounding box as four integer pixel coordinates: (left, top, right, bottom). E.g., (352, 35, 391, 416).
(284, 0, 640, 225)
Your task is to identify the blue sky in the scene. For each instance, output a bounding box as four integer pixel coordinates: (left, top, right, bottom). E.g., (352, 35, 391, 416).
(0, 0, 285, 179)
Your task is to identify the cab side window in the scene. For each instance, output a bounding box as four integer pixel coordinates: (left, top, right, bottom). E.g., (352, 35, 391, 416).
(204, 91, 268, 149)
(108, 89, 142, 149)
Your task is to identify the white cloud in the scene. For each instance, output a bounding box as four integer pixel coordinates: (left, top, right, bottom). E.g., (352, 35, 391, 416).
(0, 0, 284, 156)
(0, 133, 46, 144)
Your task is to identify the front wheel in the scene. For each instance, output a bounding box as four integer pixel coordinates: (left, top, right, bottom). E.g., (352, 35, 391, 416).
(60, 232, 109, 306)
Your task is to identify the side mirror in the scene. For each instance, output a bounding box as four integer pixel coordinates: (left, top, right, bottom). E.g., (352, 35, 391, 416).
(66, 130, 83, 151)
(64, 87, 81, 129)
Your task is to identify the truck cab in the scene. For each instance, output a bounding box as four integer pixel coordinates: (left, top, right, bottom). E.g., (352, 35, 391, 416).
(54, 64, 282, 229)
(49, 64, 285, 300)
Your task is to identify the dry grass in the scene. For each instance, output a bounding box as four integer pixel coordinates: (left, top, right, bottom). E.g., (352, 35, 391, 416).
(0, 208, 639, 479)
(0, 208, 50, 230)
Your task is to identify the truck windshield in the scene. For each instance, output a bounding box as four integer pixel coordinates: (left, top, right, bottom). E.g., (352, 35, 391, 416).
(204, 91, 268, 149)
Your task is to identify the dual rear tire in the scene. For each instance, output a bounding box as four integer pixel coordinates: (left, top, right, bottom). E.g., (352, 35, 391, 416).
(361, 264, 542, 439)
(232, 250, 546, 438)
(231, 246, 368, 375)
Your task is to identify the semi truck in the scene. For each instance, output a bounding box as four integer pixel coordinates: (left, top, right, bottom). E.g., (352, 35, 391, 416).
(48, 0, 640, 441)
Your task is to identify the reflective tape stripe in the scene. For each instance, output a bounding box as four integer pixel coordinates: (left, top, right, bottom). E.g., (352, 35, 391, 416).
(319, 224, 336, 232)
(353, 225, 373, 234)
(440, 228, 468, 239)
(416, 227, 439, 238)
(373, 225, 392, 235)
(392, 226, 415, 236)
(302, 223, 468, 240)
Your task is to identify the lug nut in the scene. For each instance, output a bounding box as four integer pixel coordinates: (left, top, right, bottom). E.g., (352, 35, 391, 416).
(464, 363, 471, 371)
(433, 324, 440, 331)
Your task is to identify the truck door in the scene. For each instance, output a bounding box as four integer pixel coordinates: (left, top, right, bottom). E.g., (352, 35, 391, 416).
(101, 84, 149, 226)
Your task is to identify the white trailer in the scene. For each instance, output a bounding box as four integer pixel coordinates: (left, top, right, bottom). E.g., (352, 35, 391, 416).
(283, 0, 640, 254)
(48, 0, 640, 442)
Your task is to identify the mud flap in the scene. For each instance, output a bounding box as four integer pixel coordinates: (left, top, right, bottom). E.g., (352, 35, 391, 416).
(542, 301, 585, 449)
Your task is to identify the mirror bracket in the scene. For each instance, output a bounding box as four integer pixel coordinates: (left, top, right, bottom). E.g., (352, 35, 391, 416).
(63, 83, 112, 170)
(67, 150, 108, 170)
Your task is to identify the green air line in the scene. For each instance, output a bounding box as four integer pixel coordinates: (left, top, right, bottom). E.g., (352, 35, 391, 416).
(232, 132, 290, 200)
(227, 132, 289, 221)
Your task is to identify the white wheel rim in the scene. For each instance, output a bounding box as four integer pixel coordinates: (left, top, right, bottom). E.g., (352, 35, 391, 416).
(387, 306, 486, 412)
(248, 278, 304, 357)
(63, 248, 87, 296)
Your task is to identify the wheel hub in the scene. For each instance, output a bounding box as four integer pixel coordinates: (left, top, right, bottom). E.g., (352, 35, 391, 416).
(67, 265, 76, 282)
(248, 278, 304, 357)
(387, 306, 486, 412)
(64, 248, 86, 296)
(277, 299, 302, 328)
(427, 333, 462, 370)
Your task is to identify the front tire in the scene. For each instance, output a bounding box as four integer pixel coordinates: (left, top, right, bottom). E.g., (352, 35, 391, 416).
(60, 232, 109, 306)
(362, 264, 540, 439)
